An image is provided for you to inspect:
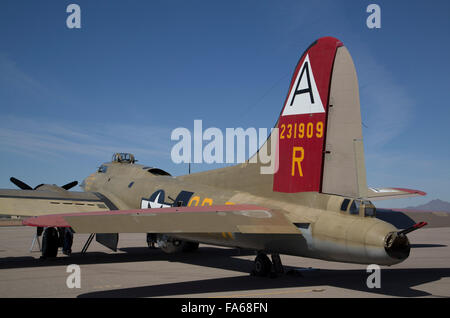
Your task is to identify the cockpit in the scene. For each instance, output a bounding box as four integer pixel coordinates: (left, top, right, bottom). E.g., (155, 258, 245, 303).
(340, 198, 376, 217)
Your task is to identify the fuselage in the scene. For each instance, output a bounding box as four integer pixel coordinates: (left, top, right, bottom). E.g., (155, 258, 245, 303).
(81, 160, 410, 266)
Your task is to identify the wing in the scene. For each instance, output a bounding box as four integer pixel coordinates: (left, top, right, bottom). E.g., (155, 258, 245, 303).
(366, 187, 426, 201)
(0, 189, 117, 217)
(23, 204, 301, 235)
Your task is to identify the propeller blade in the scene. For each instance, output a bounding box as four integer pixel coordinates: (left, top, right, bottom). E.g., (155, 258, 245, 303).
(10, 177, 33, 190)
(61, 181, 78, 190)
(10, 177, 78, 191)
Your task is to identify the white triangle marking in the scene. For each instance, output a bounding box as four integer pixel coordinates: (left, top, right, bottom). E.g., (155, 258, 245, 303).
(282, 54, 325, 116)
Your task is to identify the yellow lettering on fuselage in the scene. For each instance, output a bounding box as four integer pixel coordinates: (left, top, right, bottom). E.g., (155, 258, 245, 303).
(188, 196, 200, 207)
(201, 198, 213, 206)
(291, 146, 304, 177)
(188, 196, 214, 207)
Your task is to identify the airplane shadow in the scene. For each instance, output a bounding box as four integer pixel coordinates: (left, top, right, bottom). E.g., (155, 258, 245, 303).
(77, 267, 450, 298)
(78, 268, 450, 298)
(0, 246, 255, 271)
(1, 246, 449, 298)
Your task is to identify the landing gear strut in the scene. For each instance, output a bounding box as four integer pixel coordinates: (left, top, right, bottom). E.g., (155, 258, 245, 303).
(252, 252, 285, 277)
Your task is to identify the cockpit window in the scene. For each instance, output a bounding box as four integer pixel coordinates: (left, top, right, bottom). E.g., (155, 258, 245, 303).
(98, 165, 108, 173)
(349, 200, 360, 215)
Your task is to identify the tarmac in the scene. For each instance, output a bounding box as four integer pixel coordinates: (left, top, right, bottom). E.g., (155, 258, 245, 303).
(0, 225, 449, 298)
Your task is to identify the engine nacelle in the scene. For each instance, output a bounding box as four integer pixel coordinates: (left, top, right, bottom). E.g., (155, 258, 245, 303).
(155, 234, 199, 253)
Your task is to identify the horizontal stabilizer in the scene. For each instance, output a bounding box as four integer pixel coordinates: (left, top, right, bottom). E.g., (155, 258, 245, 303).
(367, 187, 426, 201)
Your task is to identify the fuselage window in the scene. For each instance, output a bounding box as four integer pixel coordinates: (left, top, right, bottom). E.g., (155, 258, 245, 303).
(349, 200, 360, 215)
(148, 168, 171, 176)
(363, 200, 376, 217)
(341, 199, 351, 211)
(98, 165, 108, 173)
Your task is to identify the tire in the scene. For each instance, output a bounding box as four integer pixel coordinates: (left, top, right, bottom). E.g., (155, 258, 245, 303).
(62, 228, 73, 255)
(146, 233, 157, 249)
(253, 253, 272, 277)
(42, 227, 59, 258)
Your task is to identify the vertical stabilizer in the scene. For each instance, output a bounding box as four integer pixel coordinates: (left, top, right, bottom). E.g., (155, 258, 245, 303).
(182, 37, 368, 199)
(321, 46, 367, 198)
(273, 37, 343, 193)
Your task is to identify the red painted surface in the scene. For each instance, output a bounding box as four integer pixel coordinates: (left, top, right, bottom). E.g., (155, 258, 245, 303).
(391, 188, 427, 196)
(414, 221, 428, 229)
(273, 37, 343, 193)
(23, 214, 71, 228)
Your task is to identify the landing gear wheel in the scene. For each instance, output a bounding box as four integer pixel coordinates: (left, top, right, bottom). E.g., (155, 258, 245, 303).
(252, 253, 272, 277)
(146, 233, 157, 249)
(41, 227, 59, 258)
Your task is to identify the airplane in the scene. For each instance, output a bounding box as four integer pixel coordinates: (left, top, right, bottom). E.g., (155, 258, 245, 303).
(0, 36, 443, 277)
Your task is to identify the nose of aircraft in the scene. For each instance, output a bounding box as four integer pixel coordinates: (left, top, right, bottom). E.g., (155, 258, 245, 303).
(384, 232, 411, 260)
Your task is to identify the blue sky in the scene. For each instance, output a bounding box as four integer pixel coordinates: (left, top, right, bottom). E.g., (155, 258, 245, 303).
(0, 0, 449, 208)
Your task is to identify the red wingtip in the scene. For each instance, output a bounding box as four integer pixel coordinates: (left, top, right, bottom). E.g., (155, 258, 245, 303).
(392, 188, 427, 196)
(22, 215, 71, 227)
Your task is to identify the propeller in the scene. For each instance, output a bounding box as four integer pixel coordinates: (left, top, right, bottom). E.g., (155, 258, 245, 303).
(10, 177, 78, 191)
(10, 177, 33, 190)
(61, 181, 78, 190)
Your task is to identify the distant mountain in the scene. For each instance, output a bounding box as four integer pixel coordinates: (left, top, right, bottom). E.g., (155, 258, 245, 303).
(404, 199, 450, 212)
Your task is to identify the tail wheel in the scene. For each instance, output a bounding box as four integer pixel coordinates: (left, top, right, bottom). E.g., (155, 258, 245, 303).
(253, 253, 272, 277)
(42, 227, 59, 258)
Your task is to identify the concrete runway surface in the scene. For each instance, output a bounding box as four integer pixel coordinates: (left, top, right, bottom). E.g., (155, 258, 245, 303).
(0, 226, 449, 298)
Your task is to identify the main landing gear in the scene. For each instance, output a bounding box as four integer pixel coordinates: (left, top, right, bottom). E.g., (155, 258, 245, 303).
(40, 227, 74, 259)
(252, 252, 285, 277)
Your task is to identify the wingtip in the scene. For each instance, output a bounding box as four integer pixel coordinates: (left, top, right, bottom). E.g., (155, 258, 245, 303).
(22, 215, 70, 228)
(392, 188, 427, 196)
